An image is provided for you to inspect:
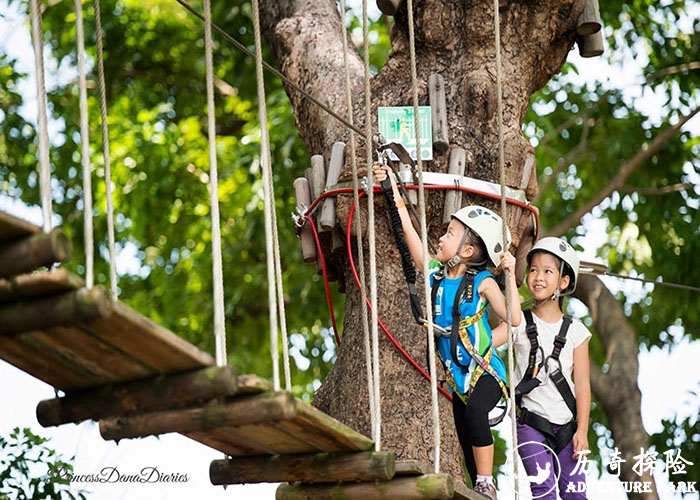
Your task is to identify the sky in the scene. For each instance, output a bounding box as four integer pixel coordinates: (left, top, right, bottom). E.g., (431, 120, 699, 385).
(1, 1, 699, 499)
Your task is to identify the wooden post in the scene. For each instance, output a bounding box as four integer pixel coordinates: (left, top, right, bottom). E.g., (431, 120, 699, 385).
(210, 451, 395, 485)
(36, 366, 238, 427)
(577, 30, 604, 58)
(576, 0, 602, 35)
(0, 286, 112, 336)
(0, 269, 83, 302)
(0, 229, 72, 278)
(99, 391, 297, 440)
(309, 155, 326, 204)
(276, 473, 456, 500)
(376, 0, 403, 16)
(442, 147, 467, 225)
(293, 178, 317, 263)
(429, 73, 449, 153)
(318, 142, 345, 231)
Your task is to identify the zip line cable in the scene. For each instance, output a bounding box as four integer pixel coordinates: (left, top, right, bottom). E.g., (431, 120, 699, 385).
(74, 0, 94, 289)
(361, 0, 383, 451)
(491, 0, 520, 485)
(173, 0, 365, 139)
(203, 0, 228, 368)
(339, 0, 378, 445)
(93, 0, 118, 300)
(405, 0, 441, 473)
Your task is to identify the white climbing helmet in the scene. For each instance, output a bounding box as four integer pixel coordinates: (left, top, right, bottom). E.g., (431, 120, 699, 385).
(451, 205, 511, 267)
(527, 237, 579, 295)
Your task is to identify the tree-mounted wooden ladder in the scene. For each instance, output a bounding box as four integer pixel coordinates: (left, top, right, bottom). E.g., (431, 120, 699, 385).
(0, 209, 482, 500)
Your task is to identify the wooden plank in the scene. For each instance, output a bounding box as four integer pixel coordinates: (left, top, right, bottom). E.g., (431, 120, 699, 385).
(236, 374, 273, 394)
(98, 391, 297, 441)
(0, 210, 39, 242)
(0, 269, 84, 303)
(278, 399, 374, 452)
(276, 473, 455, 500)
(36, 366, 238, 427)
(394, 460, 432, 476)
(0, 334, 97, 391)
(0, 287, 113, 336)
(214, 421, 319, 456)
(30, 325, 154, 383)
(0, 229, 72, 278)
(184, 427, 266, 456)
(84, 301, 214, 372)
(209, 451, 394, 485)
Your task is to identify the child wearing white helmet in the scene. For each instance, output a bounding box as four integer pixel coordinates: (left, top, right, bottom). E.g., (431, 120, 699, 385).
(373, 165, 521, 500)
(494, 237, 591, 499)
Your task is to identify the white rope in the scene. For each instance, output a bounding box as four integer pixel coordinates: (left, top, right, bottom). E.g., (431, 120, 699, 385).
(202, 0, 227, 367)
(340, 0, 376, 443)
(493, 0, 520, 487)
(251, 0, 291, 391)
(406, 0, 441, 473)
(93, 0, 118, 300)
(362, 0, 382, 450)
(29, 0, 52, 233)
(74, 0, 94, 289)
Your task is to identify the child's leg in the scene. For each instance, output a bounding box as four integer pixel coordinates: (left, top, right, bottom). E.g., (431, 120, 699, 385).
(463, 375, 501, 476)
(557, 439, 588, 500)
(452, 395, 478, 485)
(516, 422, 558, 499)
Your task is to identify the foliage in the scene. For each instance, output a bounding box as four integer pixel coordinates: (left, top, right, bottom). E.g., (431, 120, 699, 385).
(0, 427, 86, 500)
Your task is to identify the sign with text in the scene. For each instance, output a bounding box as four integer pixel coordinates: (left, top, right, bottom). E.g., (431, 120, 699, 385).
(377, 106, 433, 161)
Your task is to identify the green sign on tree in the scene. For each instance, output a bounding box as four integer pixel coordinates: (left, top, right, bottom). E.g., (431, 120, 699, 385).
(378, 106, 433, 161)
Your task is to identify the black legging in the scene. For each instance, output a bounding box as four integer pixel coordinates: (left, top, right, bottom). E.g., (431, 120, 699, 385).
(452, 374, 502, 485)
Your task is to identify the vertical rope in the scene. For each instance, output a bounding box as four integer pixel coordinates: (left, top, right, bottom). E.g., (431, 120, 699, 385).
(29, 0, 52, 233)
(362, 0, 382, 450)
(93, 0, 118, 300)
(493, 0, 520, 488)
(251, 0, 291, 391)
(340, 0, 376, 428)
(74, 0, 94, 289)
(406, 0, 441, 473)
(203, 0, 227, 367)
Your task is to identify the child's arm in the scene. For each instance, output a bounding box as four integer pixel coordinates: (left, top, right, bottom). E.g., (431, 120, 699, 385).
(372, 164, 425, 269)
(491, 321, 508, 348)
(479, 251, 522, 327)
(571, 339, 591, 459)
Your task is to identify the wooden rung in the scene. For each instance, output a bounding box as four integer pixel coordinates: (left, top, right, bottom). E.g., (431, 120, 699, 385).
(0, 228, 72, 278)
(0, 269, 84, 303)
(276, 473, 456, 500)
(209, 451, 395, 485)
(0, 286, 112, 336)
(99, 391, 297, 441)
(36, 365, 235, 427)
(395, 459, 432, 476)
(0, 210, 39, 242)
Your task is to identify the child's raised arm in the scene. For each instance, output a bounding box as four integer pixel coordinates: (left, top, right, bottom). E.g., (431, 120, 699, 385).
(372, 164, 426, 269)
(479, 251, 522, 327)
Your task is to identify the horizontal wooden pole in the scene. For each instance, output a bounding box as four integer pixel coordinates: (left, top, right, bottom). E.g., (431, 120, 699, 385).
(0, 286, 112, 336)
(276, 473, 455, 500)
(0, 229, 72, 278)
(36, 365, 236, 427)
(209, 451, 395, 485)
(99, 391, 297, 441)
(0, 269, 84, 303)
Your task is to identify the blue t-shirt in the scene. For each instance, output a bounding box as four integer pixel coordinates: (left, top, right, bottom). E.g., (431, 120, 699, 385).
(431, 267, 507, 394)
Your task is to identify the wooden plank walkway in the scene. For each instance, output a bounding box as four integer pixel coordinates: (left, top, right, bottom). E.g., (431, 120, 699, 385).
(0, 209, 481, 499)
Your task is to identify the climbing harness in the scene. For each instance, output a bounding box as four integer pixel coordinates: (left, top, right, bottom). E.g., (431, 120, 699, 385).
(515, 309, 578, 454)
(430, 267, 510, 426)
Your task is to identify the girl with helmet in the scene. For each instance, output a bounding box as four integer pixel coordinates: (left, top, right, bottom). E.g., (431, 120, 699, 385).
(373, 165, 521, 500)
(494, 237, 592, 499)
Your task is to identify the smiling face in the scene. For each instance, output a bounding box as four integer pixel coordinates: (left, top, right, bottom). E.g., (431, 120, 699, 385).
(527, 251, 570, 301)
(437, 219, 468, 264)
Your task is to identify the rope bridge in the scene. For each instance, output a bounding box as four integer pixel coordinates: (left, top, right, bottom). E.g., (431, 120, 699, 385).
(0, 209, 484, 499)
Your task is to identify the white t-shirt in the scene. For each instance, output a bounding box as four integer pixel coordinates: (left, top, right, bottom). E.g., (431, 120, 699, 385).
(512, 313, 591, 425)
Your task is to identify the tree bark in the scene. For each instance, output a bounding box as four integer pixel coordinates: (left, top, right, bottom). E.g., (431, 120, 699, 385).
(258, 0, 585, 481)
(574, 275, 658, 499)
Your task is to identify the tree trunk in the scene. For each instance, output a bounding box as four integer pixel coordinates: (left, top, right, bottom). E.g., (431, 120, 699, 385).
(258, 0, 584, 481)
(574, 275, 658, 499)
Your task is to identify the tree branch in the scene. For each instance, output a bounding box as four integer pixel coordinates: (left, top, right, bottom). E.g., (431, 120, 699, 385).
(547, 105, 700, 236)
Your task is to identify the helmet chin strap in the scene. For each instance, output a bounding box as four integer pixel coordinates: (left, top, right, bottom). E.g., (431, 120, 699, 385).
(445, 225, 471, 269)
